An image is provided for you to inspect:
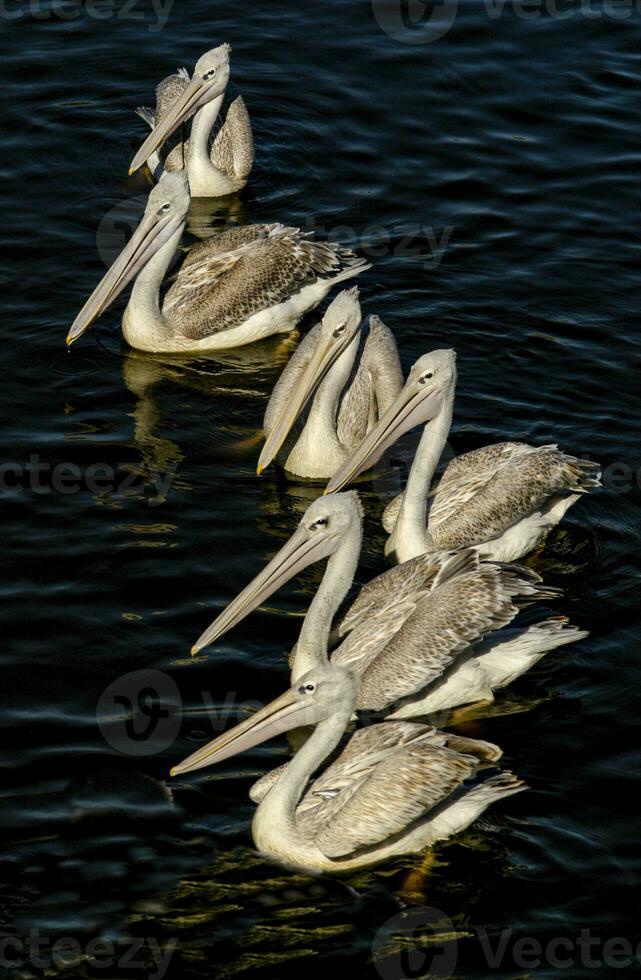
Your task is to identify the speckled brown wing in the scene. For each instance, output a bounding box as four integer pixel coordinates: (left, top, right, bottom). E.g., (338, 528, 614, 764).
(381, 444, 530, 538)
(301, 726, 496, 859)
(176, 224, 279, 270)
(211, 95, 254, 181)
(336, 315, 403, 450)
(330, 551, 449, 644)
(250, 722, 429, 806)
(163, 225, 366, 341)
(353, 554, 543, 712)
(428, 443, 532, 529)
(431, 443, 600, 550)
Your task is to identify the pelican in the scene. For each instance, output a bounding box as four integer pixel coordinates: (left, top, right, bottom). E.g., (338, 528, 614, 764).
(67, 172, 369, 353)
(170, 663, 526, 872)
(130, 44, 254, 197)
(326, 350, 601, 564)
(258, 288, 403, 479)
(191, 493, 586, 718)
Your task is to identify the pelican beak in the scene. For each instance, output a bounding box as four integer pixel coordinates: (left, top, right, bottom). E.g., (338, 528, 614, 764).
(66, 208, 183, 345)
(257, 329, 360, 475)
(129, 74, 220, 175)
(325, 382, 445, 493)
(170, 686, 321, 776)
(191, 523, 337, 655)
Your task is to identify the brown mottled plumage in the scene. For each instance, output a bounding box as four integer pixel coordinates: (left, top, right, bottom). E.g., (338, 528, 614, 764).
(192, 493, 575, 723)
(163, 225, 367, 340)
(292, 723, 502, 858)
(337, 315, 404, 449)
(69, 173, 369, 353)
(210, 95, 254, 182)
(383, 441, 600, 551)
(285, 546, 555, 716)
(330, 550, 550, 712)
(429, 443, 598, 549)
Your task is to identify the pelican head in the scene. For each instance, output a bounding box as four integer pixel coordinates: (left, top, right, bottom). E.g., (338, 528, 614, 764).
(325, 349, 457, 493)
(171, 664, 359, 776)
(257, 288, 363, 474)
(191, 491, 363, 655)
(67, 171, 190, 345)
(129, 43, 232, 175)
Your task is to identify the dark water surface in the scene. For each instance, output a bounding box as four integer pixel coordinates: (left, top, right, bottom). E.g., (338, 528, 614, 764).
(1, 1, 640, 977)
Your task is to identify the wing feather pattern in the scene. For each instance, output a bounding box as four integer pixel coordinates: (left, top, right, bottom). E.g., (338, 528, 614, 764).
(297, 725, 500, 859)
(162, 225, 367, 340)
(350, 553, 542, 711)
(430, 443, 599, 549)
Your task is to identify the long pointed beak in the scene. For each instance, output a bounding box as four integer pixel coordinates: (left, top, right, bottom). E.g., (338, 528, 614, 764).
(257, 331, 358, 475)
(191, 524, 337, 656)
(129, 75, 213, 175)
(325, 384, 444, 493)
(170, 686, 320, 776)
(66, 210, 183, 345)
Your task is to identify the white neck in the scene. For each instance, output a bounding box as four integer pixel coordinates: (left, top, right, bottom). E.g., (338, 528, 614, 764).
(186, 95, 239, 195)
(393, 384, 455, 559)
(190, 95, 224, 160)
(122, 223, 184, 350)
(255, 701, 352, 844)
(292, 517, 362, 682)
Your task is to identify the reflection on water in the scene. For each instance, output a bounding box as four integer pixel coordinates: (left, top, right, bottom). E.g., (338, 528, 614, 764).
(185, 195, 251, 240)
(120, 335, 300, 501)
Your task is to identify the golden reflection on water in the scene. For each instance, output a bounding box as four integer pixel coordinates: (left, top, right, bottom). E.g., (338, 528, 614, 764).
(120, 825, 523, 979)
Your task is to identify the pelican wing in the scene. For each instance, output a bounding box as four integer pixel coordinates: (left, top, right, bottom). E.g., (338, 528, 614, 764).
(336, 316, 404, 450)
(430, 443, 599, 549)
(163, 225, 366, 340)
(381, 492, 405, 534)
(155, 68, 191, 120)
(252, 723, 428, 807)
(382, 443, 530, 537)
(354, 555, 542, 712)
(331, 551, 449, 644)
(211, 95, 254, 181)
(301, 725, 498, 859)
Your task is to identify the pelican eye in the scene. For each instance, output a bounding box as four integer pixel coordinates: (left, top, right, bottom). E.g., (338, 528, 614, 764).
(158, 202, 172, 214)
(419, 372, 433, 384)
(310, 518, 327, 530)
(332, 322, 347, 338)
(203, 68, 217, 79)
(304, 684, 316, 692)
